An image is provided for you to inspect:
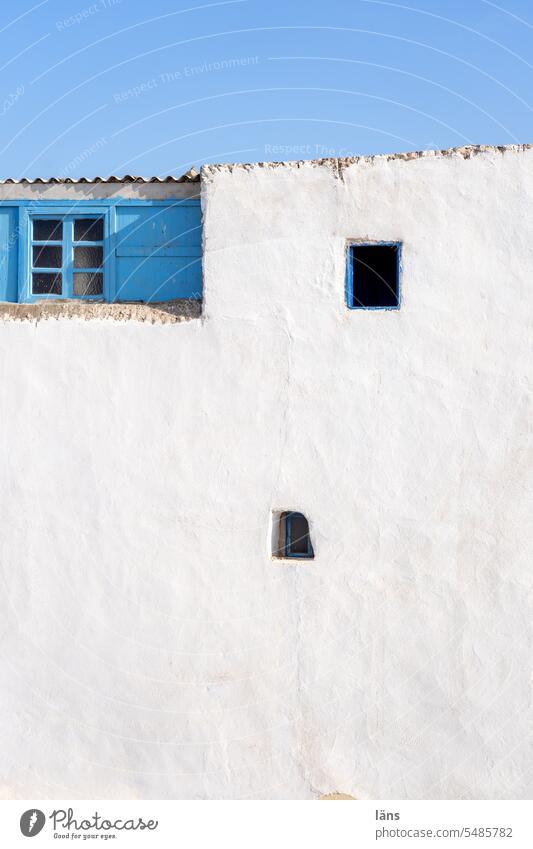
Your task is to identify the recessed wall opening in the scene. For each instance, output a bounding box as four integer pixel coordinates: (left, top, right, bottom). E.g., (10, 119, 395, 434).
(272, 511, 314, 560)
(347, 242, 401, 309)
(0, 181, 202, 311)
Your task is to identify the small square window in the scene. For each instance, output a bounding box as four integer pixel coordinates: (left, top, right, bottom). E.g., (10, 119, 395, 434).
(348, 243, 400, 309)
(28, 212, 106, 301)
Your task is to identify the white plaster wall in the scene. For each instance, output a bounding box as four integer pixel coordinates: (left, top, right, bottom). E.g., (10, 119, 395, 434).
(0, 147, 531, 800)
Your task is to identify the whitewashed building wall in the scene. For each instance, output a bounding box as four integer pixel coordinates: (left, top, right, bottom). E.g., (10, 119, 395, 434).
(1, 145, 532, 799)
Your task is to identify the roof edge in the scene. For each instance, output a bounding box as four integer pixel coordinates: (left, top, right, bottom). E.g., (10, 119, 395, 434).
(2, 144, 532, 184)
(0, 167, 200, 185)
(201, 143, 533, 178)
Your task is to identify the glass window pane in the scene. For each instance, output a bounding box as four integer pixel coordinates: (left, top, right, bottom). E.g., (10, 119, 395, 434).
(33, 245, 62, 268)
(288, 513, 310, 554)
(33, 219, 62, 241)
(73, 272, 103, 296)
(74, 218, 103, 242)
(32, 273, 62, 295)
(74, 246, 103, 268)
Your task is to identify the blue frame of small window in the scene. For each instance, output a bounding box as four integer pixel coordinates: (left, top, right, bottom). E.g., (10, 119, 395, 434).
(345, 240, 402, 311)
(283, 512, 314, 559)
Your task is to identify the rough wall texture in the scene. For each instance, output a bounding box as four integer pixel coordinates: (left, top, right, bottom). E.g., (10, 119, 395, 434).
(0, 146, 532, 800)
(0, 298, 201, 325)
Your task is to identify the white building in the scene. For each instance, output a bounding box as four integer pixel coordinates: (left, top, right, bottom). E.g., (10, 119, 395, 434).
(0, 144, 531, 799)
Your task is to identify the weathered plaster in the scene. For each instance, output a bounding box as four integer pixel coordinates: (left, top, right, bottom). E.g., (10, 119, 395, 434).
(0, 172, 199, 202)
(0, 299, 201, 324)
(0, 145, 531, 800)
(201, 142, 533, 180)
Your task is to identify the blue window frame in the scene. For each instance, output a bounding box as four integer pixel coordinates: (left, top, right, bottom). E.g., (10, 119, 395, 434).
(18, 204, 111, 303)
(346, 241, 401, 310)
(282, 511, 314, 559)
(30, 212, 106, 300)
(0, 198, 202, 305)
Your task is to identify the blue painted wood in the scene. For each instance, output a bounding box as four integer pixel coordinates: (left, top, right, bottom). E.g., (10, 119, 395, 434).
(21, 209, 109, 303)
(0, 198, 201, 303)
(17, 207, 29, 302)
(114, 202, 202, 302)
(0, 207, 19, 301)
(116, 246, 202, 258)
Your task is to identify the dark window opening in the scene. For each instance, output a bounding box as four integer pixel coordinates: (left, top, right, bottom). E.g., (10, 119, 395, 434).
(349, 243, 400, 309)
(279, 511, 314, 559)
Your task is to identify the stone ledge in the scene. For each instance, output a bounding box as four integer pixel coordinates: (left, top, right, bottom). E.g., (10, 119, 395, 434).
(0, 298, 202, 324)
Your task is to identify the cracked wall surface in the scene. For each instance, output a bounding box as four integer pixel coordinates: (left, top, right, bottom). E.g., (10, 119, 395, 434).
(0, 145, 532, 799)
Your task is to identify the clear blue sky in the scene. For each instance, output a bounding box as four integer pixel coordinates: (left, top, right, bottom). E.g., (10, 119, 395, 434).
(1, 0, 533, 177)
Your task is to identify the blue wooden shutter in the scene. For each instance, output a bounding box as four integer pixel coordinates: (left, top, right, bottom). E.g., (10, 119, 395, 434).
(0, 207, 19, 302)
(113, 201, 202, 302)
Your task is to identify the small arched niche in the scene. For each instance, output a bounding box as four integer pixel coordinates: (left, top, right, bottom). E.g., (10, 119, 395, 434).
(272, 511, 314, 560)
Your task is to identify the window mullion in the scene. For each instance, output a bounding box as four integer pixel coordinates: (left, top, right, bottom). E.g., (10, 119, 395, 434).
(64, 218, 73, 298)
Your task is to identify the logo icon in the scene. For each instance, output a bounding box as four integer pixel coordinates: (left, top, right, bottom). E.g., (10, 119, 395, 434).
(20, 810, 46, 837)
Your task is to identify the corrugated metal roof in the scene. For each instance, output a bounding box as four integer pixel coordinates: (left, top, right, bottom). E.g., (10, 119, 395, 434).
(0, 168, 199, 184)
